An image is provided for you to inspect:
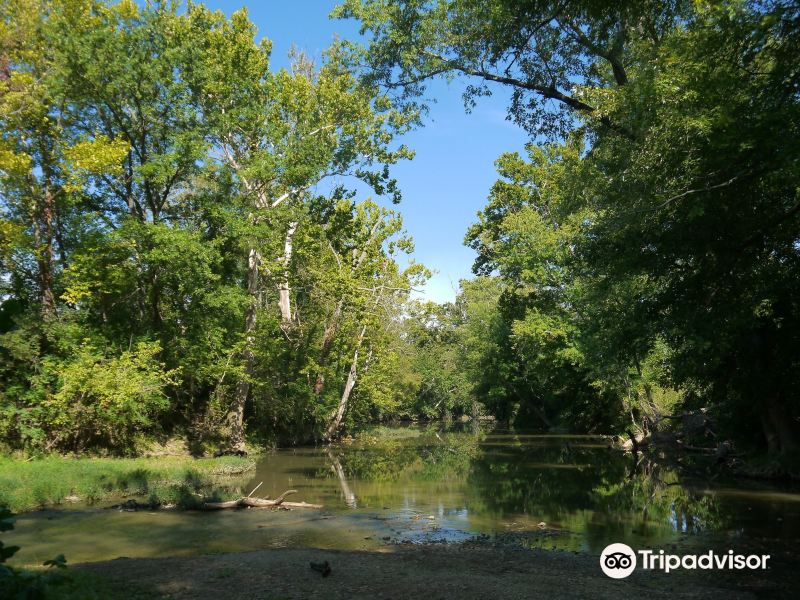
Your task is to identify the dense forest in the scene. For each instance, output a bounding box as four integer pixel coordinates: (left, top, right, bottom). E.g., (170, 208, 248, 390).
(1, 0, 798, 458)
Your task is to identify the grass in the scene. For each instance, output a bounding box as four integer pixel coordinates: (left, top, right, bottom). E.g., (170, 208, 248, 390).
(356, 424, 426, 440)
(0, 455, 255, 512)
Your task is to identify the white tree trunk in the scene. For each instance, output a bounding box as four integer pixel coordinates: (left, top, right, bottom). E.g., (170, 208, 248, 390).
(278, 221, 298, 324)
(323, 324, 366, 441)
(312, 215, 382, 395)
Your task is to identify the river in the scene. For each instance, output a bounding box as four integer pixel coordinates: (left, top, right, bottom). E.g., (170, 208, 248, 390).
(7, 424, 799, 583)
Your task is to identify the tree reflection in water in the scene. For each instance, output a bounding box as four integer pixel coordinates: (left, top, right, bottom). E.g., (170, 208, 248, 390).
(326, 425, 756, 551)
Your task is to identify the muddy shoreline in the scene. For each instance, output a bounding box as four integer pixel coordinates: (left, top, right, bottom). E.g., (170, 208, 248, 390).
(75, 543, 786, 599)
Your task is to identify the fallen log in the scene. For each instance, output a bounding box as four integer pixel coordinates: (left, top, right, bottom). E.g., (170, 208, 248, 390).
(622, 429, 650, 453)
(239, 497, 323, 509)
(202, 499, 241, 509)
(246, 481, 263, 498)
(271, 489, 296, 506)
(202, 489, 322, 510)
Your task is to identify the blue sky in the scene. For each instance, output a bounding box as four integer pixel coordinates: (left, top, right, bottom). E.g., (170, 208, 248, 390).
(202, 1, 530, 303)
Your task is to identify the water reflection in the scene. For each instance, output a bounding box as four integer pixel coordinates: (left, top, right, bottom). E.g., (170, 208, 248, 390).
(312, 425, 800, 555)
(326, 449, 357, 508)
(7, 424, 800, 568)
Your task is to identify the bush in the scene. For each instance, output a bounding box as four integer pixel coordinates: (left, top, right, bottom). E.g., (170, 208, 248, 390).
(0, 334, 178, 453)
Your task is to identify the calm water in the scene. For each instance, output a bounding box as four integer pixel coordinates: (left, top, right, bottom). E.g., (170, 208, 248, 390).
(8, 424, 800, 575)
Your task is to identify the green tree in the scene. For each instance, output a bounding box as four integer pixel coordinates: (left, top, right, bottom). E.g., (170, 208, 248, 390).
(175, 5, 417, 448)
(0, 0, 427, 453)
(341, 0, 800, 452)
(333, 0, 687, 138)
(572, 1, 800, 453)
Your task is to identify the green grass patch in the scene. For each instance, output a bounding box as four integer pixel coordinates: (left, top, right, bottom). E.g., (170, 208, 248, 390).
(356, 424, 426, 440)
(0, 455, 255, 512)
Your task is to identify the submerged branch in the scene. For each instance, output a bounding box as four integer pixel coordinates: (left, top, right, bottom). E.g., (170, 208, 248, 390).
(202, 489, 322, 510)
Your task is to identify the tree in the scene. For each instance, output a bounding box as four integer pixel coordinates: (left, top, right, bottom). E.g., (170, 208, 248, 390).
(573, 1, 800, 453)
(0, 0, 426, 453)
(176, 5, 416, 449)
(342, 0, 800, 452)
(333, 0, 689, 138)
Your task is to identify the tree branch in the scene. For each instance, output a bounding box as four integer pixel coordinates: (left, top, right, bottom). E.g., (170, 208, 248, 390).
(455, 65, 596, 112)
(562, 19, 628, 86)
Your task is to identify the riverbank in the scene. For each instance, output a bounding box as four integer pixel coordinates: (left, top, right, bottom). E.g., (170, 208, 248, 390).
(4, 427, 797, 598)
(67, 544, 778, 599)
(0, 455, 254, 512)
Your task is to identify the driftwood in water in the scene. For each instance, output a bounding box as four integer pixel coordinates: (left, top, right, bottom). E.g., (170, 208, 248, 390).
(623, 429, 650, 453)
(203, 489, 322, 510)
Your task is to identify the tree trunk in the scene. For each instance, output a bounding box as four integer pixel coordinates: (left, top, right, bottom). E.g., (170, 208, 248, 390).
(229, 246, 260, 453)
(760, 412, 779, 455)
(32, 187, 57, 321)
(471, 400, 481, 432)
(278, 221, 298, 325)
(323, 324, 366, 441)
(764, 394, 797, 455)
(313, 215, 383, 396)
(324, 346, 359, 440)
(531, 404, 553, 429)
(150, 269, 163, 330)
(314, 301, 343, 395)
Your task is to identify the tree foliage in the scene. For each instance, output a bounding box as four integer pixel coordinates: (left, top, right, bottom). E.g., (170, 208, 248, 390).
(2, 0, 798, 458)
(0, 0, 427, 453)
(341, 0, 800, 453)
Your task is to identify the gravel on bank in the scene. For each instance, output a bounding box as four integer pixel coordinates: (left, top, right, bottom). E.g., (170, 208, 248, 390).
(74, 544, 778, 599)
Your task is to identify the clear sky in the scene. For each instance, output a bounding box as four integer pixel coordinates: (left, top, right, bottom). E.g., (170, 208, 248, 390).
(201, 1, 530, 303)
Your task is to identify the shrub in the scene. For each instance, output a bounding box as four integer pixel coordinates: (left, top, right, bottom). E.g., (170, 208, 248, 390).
(40, 341, 178, 451)
(0, 334, 178, 453)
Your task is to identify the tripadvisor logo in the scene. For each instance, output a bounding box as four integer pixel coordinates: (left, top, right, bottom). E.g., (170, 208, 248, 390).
(600, 543, 770, 579)
(600, 543, 637, 579)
